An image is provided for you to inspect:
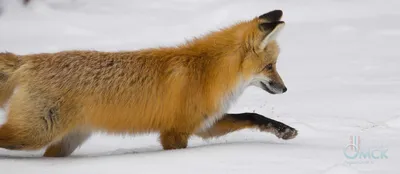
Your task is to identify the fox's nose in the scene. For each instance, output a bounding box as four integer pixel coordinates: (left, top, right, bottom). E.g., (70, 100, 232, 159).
(282, 87, 287, 93)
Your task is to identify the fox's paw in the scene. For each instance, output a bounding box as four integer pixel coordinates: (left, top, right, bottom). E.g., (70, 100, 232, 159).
(276, 127, 298, 140)
(271, 123, 298, 140)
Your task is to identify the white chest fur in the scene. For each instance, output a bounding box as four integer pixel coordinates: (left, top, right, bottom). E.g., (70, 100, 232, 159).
(197, 78, 249, 132)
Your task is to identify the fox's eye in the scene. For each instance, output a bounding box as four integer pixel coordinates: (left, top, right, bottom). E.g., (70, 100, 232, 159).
(265, 64, 273, 70)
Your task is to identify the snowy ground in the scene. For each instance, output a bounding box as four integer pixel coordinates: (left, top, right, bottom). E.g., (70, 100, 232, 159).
(0, 0, 399, 173)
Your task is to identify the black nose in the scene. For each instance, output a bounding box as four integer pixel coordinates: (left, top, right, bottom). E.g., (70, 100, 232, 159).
(282, 87, 287, 93)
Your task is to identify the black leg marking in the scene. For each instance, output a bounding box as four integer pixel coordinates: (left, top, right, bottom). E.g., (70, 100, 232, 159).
(228, 113, 298, 140)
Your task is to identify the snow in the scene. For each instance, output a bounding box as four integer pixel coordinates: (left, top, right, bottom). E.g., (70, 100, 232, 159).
(0, 0, 399, 173)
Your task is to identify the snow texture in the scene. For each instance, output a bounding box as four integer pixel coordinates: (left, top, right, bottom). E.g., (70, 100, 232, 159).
(0, 0, 399, 173)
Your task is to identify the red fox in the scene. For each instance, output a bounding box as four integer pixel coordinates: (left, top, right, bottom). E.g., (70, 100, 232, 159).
(0, 10, 297, 157)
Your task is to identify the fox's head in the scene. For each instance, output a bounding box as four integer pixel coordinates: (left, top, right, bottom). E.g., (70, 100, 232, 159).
(238, 10, 287, 94)
(186, 10, 287, 95)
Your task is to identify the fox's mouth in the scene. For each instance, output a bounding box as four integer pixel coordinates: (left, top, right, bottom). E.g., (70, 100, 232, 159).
(259, 81, 287, 94)
(260, 82, 277, 94)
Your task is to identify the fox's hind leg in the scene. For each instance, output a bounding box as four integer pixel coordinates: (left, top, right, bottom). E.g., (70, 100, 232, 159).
(44, 129, 91, 157)
(195, 113, 298, 140)
(0, 88, 82, 151)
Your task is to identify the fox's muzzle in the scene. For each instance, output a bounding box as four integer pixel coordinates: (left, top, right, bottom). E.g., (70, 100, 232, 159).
(259, 81, 287, 94)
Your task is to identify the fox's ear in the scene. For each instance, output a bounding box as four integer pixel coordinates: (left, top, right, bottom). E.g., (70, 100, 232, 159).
(259, 10, 283, 22)
(258, 21, 285, 50)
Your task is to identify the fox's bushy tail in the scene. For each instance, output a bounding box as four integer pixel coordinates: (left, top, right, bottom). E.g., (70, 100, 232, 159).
(0, 52, 22, 107)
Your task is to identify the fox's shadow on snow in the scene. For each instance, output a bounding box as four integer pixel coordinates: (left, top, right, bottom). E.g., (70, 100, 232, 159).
(0, 140, 296, 160)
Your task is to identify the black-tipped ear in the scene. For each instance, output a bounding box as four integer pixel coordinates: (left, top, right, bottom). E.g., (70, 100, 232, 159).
(258, 21, 285, 32)
(259, 10, 283, 22)
(258, 21, 285, 50)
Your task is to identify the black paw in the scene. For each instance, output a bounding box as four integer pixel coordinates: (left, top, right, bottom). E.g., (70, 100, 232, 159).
(277, 127, 298, 140)
(272, 122, 298, 140)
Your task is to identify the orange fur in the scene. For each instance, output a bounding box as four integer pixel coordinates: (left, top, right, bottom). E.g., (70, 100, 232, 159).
(0, 53, 21, 107)
(0, 10, 288, 157)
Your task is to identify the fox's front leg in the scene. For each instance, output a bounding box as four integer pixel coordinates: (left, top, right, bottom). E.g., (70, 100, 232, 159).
(160, 130, 191, 150)
(196, 113, 298, 140)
